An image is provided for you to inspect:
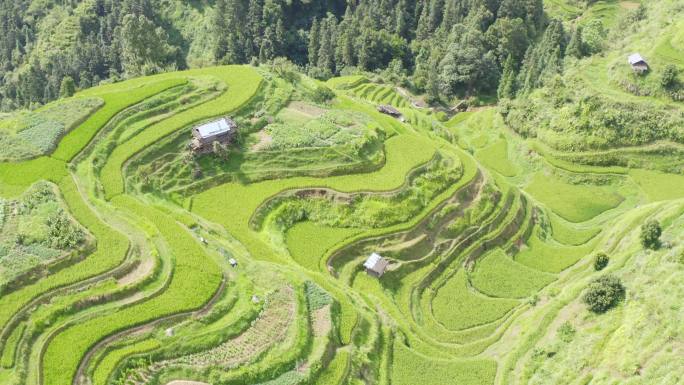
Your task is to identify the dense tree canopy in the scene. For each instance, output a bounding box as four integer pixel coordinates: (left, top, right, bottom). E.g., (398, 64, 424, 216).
(0, 0, 553, 110)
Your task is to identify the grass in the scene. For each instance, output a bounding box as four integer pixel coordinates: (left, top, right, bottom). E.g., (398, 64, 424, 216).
(476, 139, 518, 177)
(629, 169, 684, 202)
(391, 340, 497, 385)
(471, 249, 556, 299)
(524, 172, 624, 223)
(286, 222, 363, 271)
(431, 269, 519, 330)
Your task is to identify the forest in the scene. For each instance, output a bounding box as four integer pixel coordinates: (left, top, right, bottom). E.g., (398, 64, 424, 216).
(1, 0, 565, 110)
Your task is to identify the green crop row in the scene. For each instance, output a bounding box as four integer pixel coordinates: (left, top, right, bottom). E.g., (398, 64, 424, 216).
(40, 195, 222, 385)
(391, 339, 497, 385)
(0, 176, 128, 342)
(431, 269, 519, 331)
(548, 214, 601, 246)
(193, 134, 437, 239)
(286, 222, 363, 271)
(91, 338, 161, 385)
(53, 78, 188, 162)
(316, 349, 350, 385)
(476, 139, 519, 177)
(101, 66, 263, 199)
(524, 171, 625, 223)
(471, 248, 556, 299)
(515, 227, 595, 273)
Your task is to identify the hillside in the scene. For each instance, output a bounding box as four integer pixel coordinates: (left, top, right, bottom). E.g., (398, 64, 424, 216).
(0, 1, 683, 385)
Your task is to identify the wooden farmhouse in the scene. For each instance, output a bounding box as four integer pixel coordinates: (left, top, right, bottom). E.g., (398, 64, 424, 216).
(189, 117, 238, 154)
(628, 53, 649, 74)
(377, 104, 403, 119)
(363, 253, 389, 278)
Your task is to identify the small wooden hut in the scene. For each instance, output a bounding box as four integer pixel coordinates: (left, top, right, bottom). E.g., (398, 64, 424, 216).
(377, 104, 402, 118)
(363, 253, 389, 278)
(189, 117, 238, 154)
(628, 53, 649, 74)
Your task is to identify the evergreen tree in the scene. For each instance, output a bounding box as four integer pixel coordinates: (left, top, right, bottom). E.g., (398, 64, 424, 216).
(59, 76, 76, 98)
(317, 17, 336, 75)
(259, 26, 275, 62)
(308, 18, 321, 67)
(497, 54, 516, 99)
(566, 26, 584, 58)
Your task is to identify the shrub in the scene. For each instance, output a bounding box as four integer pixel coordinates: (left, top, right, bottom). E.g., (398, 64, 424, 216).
(582, 274, 625, 313)
(593, 252, 609, 271)
(661, 65, 679, 89)
(557, 321, 576, 343)
(640, 220, 662, 250)
(311, 85, 335, 103)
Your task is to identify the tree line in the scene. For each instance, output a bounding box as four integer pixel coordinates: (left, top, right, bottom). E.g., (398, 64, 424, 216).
(0, 0, 597, 111)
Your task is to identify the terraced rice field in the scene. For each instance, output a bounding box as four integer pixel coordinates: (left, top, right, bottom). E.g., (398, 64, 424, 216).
(0, 62, 682, 385)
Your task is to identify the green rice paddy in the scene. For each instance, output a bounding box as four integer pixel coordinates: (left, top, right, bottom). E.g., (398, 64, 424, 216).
(1, 15, 683, 383)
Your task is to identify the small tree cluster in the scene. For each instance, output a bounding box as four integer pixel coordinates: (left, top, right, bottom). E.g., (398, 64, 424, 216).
(46, 209, 85, 249)
(640, 220, 662, 250)
(661, 64, 680, 90)
(593, 252, 609, 271)
(582, 274, 625, 313)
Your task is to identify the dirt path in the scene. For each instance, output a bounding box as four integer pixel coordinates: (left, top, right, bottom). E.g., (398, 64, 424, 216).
(166, 381, 210, 385)
(118, 256, 156, 286)
(287, 101, 326, 117)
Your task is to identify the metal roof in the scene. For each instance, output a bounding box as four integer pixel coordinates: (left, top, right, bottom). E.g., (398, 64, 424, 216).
(363, 253, 384, 270)
(628, 53, 646, 65)
(194, 118, 233, 139)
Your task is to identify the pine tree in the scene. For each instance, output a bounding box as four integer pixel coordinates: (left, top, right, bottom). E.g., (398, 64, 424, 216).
(497, 54, 516, 99)
(259, 26, 275, 62)
(566, 26, 583, 59)
(415, 0, 430, 40)
(213, 0, 229, 61)
(308, 18, 321, 67)
(395, 0, 412, 38)
(317, 18, 336, 74)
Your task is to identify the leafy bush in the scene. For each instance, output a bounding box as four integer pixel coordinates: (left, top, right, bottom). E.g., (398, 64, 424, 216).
(502, 86, 684, 151)
(310, 85, 335, 103)
(46, 209, 85, 249)
(640, 220, 662, 250)
(661, 64, 679, 89)
(593, 252, 609, 271)
(557, 321, 576, 343)
(582, 274, 625, 313)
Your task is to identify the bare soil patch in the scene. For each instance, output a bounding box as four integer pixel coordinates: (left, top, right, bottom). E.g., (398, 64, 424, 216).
(251, 130, 273, 151)
(287, 101, 326, 117)
(620, 1, 640, 10)
(312, 304, 332, 337)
